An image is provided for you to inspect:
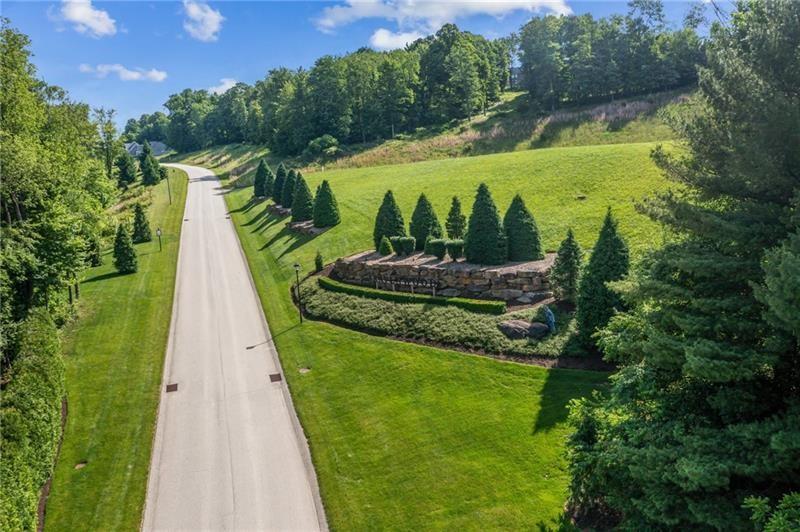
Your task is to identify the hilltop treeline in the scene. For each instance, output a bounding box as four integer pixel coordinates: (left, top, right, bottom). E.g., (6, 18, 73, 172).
(519, 0, 704, 109)
(126, 0, 704, 156)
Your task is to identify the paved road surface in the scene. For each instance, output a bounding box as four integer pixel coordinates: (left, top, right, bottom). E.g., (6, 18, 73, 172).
(143, 164, 325, 531)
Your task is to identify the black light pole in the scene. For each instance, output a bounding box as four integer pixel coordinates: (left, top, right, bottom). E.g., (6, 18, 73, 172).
(294, 263, 303, 323)
(156, 227, 162, 252)
(166, 172, 172, 204)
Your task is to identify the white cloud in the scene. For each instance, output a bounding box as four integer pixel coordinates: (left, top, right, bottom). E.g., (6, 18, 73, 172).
(208, 78, 237, 95)
(369, 28, 424, 50)
(182, 0, 224, 42)
(79, 63, 167, 82)
(58, 0, 117, 38)
(315, 0, 572, 36)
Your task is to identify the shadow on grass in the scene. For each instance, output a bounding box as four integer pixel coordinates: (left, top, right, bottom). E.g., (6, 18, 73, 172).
(531, 359, 599, 433)
(535, 511, 577, 532)
(83, 271, 126, 284)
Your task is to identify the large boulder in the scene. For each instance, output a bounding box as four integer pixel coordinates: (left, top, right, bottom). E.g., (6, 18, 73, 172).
(498, 320, 550, 340)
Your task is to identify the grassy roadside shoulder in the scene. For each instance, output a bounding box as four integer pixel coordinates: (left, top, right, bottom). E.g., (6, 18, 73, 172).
(214, 170, 608, 528)
(44, 168, 187, 531)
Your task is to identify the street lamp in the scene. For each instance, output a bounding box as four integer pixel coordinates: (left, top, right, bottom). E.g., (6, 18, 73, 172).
(294, 263, 303, 323)
(156, 227, 162, 252)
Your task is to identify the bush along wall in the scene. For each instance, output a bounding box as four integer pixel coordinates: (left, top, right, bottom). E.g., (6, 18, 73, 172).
(291, 173, 314, 222)
(318, 276, 506, 314)
(0, 309, 66, 531)
(312, 180, 340, 227)
(504, 194, 543, 261)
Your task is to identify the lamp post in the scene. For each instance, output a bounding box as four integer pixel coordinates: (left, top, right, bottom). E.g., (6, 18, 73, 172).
(294, 263, 303, 323)
(156, 227, 162, 252)
(166, 172, 172, 204)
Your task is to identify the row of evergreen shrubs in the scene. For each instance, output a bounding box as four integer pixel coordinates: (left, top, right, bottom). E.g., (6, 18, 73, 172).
(373, 185, 544, 265)
(0, 310, 65, 530)
(318, 276, 507, 315)
(253, 160, 340, 228)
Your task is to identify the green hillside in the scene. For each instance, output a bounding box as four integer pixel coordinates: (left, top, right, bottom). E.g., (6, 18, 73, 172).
(171, 140, 669, 528)
(180, 141, 670, 258)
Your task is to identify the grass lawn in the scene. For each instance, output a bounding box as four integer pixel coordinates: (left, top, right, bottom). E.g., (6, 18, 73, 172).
(44, 168, 187, 531)
(178, 145, 641, 528)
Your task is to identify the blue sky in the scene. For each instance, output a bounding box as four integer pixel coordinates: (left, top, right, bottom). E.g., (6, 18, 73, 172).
(4, 1, 707, 126)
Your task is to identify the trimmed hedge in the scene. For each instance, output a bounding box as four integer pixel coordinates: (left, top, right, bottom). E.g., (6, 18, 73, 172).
(427, 239, 447, 260)
(319, 276, 506, 315)
(1, 309, 66, 531)
(446, 239, 464, 260)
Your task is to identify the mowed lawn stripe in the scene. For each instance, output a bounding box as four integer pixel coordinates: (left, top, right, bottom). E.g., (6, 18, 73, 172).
(213, 143, 617, 528)
(44, 168, 187, 531)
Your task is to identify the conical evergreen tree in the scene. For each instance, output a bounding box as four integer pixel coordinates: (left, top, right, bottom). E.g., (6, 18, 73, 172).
(115, 151, 137, 188)
(253, 159, 272, 198)
(132, 203, 152, 243)
(503, 194, 543, 261)
(409, 194, 442, 250)
(281, 169, 297, 208)
(113, 224, 138, 274)
(445, 196, 466, 239)
(313, 180, 340, 227)
(139, 141, 161, 186)
(464, 183, 506, 264)
(550, 228, 582, 304)
(372, 190, 405, 249)
(273, 163, 287, 203)
(575, 209, 628, 344)
(568, 6, 800, 528)
(291, 174, 314, 222)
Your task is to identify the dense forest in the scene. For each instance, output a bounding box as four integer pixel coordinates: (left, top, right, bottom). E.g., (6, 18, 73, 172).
(124, 0, 704, 156)
(567, 1, 800, 528)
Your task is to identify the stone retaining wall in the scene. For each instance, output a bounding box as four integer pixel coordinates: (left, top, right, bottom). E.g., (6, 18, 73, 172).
(331, 250, 555, 303)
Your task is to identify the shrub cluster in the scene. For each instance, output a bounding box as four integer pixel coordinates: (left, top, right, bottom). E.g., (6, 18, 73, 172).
(0, 309, 65, 531)
(304, 280, 579, 357)
(372, 184, 545, 264)
(319, 276, 506, 314)
(389, 236, 416, 255)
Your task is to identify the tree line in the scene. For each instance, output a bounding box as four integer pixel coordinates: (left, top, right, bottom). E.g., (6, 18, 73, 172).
(125, 0, 704, 156)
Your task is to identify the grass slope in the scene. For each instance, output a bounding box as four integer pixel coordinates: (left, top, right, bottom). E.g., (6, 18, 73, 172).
(174, 144, 666, 527)
(44, 169, 187, 531)
(171, 88, 686, 174)
(218, 141, 669, 261)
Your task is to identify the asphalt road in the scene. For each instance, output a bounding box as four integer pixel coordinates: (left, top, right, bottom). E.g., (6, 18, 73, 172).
(143, 164, 325, 531)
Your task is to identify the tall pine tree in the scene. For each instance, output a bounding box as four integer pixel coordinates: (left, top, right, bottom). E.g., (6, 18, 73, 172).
(568, 3, 800, 528)
(313, 180, 340, 227)
(550, 228, 582, 305)
(373, 190, 405, 249)
(281, 169, 297, 208)
(253, 159, 273, 198)
(113, 224, 137, 274)
(575, 208, 628, 344)
(464, 183, 506, 264)
(503, 194, 543, 261)
(445, 196, 466, 239)
(291, 173, 314, 222)
(273, 163, 287, 203)
(131, 203, 152, 243)
(409, 194, 442, 251)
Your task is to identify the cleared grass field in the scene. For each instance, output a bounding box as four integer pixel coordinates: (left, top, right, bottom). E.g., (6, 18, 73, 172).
(44, 169, 187, 531)
(172, 141, 671, 528)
